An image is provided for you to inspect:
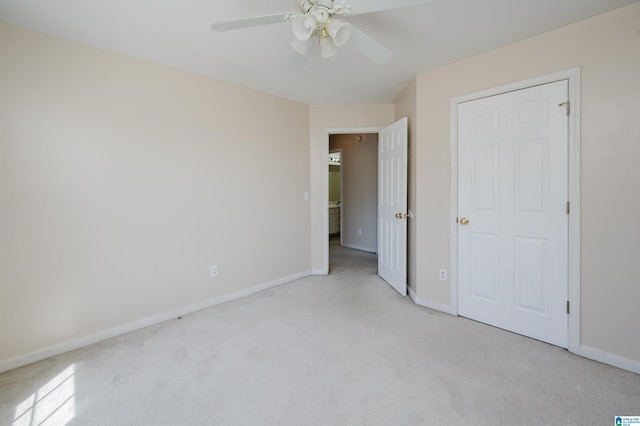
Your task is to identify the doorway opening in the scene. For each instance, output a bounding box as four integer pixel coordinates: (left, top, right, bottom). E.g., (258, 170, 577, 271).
(320, 118, 409, 297)
(322, 128, 381, 274)
(327, 134, 378, 272)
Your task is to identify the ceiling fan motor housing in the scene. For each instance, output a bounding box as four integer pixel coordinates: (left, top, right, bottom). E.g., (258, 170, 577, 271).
(298, 0, 346, 15)
(294, 0, 352, 42)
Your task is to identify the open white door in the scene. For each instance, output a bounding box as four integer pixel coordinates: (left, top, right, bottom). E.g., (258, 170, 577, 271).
(378, 117, 408, 296)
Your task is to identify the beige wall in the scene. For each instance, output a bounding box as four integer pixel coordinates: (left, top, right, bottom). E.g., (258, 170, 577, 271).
(3, 2, 638, 373)
(329, 134, 378, 252)
(309, 105, 395, 272)
(0, 24, 311, 366)
(394, 80, 417, 291)
(414, 3, 640, 363)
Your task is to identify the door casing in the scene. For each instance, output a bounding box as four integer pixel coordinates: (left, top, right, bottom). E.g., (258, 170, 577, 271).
(449, 68, 581, 354)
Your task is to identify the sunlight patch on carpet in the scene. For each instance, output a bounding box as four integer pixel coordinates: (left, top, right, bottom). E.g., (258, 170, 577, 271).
(13, 364, 75, 426)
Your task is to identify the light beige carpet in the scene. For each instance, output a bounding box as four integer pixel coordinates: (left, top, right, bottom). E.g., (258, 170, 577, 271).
(2, 244, 639, 425)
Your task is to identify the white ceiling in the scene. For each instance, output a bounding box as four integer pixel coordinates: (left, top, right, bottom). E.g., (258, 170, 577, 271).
(1, 0, 637, 105)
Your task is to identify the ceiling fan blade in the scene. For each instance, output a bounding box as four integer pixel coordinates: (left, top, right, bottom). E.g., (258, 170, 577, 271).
(212, 12, 295, 32)
(348, 26, 393, 64)
(289, 37, 316, 72)
(348, 0, 432, 16)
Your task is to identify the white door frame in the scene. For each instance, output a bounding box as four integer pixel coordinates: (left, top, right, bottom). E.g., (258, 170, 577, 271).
(449, 68, 581, 354)
(322, 127, 383, 274)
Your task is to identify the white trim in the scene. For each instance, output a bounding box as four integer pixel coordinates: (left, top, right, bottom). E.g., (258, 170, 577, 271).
(341, 243, 376, 253)
(322, 127, 383, 275)
(449, 96, 460, 317)
(449, 68, 581, 354)
(409, 287, 457, 315)
(0, 270, 311, 374)
(580, 345, 640, 375)
(408, 286, 417, 302)
(312, 268, 326, 275)
(566, 71, 581, 354)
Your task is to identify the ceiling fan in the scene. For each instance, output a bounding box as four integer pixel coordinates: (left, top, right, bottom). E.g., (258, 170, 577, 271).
(211, 0, 432, 71)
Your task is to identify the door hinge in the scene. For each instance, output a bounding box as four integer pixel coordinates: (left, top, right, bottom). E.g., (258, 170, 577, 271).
(566, 300, 570, 314)
(566, 201, 570, 215)
(559, 101, 570, 115)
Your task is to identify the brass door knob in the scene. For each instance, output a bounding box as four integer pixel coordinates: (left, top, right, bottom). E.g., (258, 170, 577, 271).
(460, 217, 469, 225)
(395, 213, 403, 219)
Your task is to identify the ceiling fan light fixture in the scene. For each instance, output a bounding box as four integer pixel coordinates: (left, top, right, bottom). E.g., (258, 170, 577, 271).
(291, 14, 317, 40)
(326, 19, 351, 46)
(320, 35, 338, 59)
(212, 0, 409, 69)
(289, 38, 313, 55)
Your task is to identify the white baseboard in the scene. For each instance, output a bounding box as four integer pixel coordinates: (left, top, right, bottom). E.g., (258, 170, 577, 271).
(579, 345, 640, 375)
(409, 287, 457, 316)
(312, 268, 328, 275)
(340, 243, 376, 253)
(408, 287, 418, 302)
(408, 288, 640, 375)
(410, 290, 640, 375)
(8, 271, 639, 377)
(0, 270, 311, 374)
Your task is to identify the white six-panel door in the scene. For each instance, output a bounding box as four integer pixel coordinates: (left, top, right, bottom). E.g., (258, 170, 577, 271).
(378, 118, 408, 296)
(457, 81, 569, 347)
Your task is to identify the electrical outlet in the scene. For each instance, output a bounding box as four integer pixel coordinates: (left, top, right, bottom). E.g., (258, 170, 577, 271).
(439, 269, 447, 282)
(357, 228, 362, 235)
(210, 265, 218, 277)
